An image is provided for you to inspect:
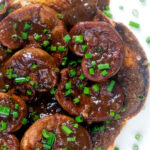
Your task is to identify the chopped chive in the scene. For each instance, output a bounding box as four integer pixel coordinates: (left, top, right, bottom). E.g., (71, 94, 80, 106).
(42, 129, 50, 138)
(75, 115, 83, 123)
(73, 98, 80, 104)
(114, 147, 119, 150)
(1, 145, 7, 150)
(103, 10, 113, 18)
(105, 5, 110, 11)
(61, 57, 68, 66)
(121, 106, 126, 112)
(135, 133, 142, 141)
(58, 46, 66, 52)
(74, 35, 84, 43)
(67, 136, 76, 142)
(146, 37, 150, 44)
(43, 144, 51, 149)
(43, 29, 48, 34)
(81, 45, 88, 51)
(61, 125, 72, 135)
(92, 84, 100, 92)
(74, 123, 78, 128)
(91, 126, 99, 132)
(79, 73, 85, 80)
(133, 144, 139, 150)
(50, 45, 57, 51)
(7, 49, 12, 53)
(50, 88, 56, 95)
(5, 84, 10, 91)
(26, 90, 32, 96)
(0, 4, 4, 9)
(12, 74, 18, 78)
(114, 114, 120, 120)
(132, 9, 139, 17)
(43, 41, 50, 47)
(110, 111, 115, 117)
(105, 119, 110, 124)
(24, 23, 31, 30)
(22, 32, 28, 39)
(13, 23, 18, 29)
(11, 34, 18, 39)
(35, 148, 40, 150)
(57, 13, 62, 19)
(63, 148, 68, 150)
(107, 80, 116, 92)
(83, 87, 90, 95)
(0, 121, 7, 130)
(69, 70, 76, 77)
(64, 34, 71, 43)
(29, 81, 35, 86)
(8, 9, 13, 14)
(78, 83, 84, 88)
(129, 21, 140, 28)
(15, 77, 27, 83)
(101, 70, 108, 76)
(65, 81, 72, 90)
(99, 125, 105, 131)
(65, 89, 72, 96)
(139, 0, 145, 2)
(89, 68, 95, 75)
(22, 118, 28, 125)
(98, 63, 110, 70)
(119, 6, 124, 10)
(91, 61, 96, 67)
(0, 106, 11, 116)
(34, 34, 40, 40)
(85, 53, 92, 59)
(138, 94, 145, 101)
(14, 104, 19, 110)
(32, 64, 38, 69)
(13, 112, 18, 118)
(69, 61, 77, 67)
(96, 147, 102, 150)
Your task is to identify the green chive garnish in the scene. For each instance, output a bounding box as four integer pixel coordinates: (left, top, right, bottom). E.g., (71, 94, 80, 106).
(69, 70, 76, 77)
(103, 10, 113, 18)
(7, 49, 12, 53)
(26, 90, 32, 96)
(133, 144, 139, 150)
(15, 77, 28, 83)
(0, 121, 7, 131)
(135, 133, 142, 141)
(74, 35, 84, 43)
(32, 64, 38, 69)
(85, 53, 92, 59)
(105, 5, 110, 11)
(50, 45, 57, 51)
(63, 148, 68, 150)
(64, 34, 71, 43)
(146, 37, 150, 44)
(101, 70, 108, 76)
(110, 111, 115, 117)
(69, 61, 77, 67)
(62, 57, 68, 66)
(50, 88, 56, 95)
(121, 106, 126, 112)
(67, 136, 76, 142)
(43, 41, 50, 47)
(24, 23, 31, 30)
(73, 98, 80, 104)
(14, 104, 19, 110)
(91, 61, 96, 67)
(114, 147, 119, 150)
(65, 89, 72, 96)
(92, 84, 100, 92)
(58, 46, 66, 52)
(34, 34, 40, 40)
(114, 114, 120, 120)
(0, 106, 11, 116)
(65, 81, 72, 90)
(5, 84, 10, 91)
(107, 80, 116, 92)
(79, 73, 85, 80)
(119, 6, 124, 10)
(0, 4, 4, 10)
(96, 147, 102, 150)
(29, 81, 35, 86)
(98, 63, 110, 70)
(75, 115, 83, 123)
(43, 29, 48, 34)
(129, 21, 140, 28)
(61, 125, 72, 135)
(99, 125, 105, 131)
(22, 32, 28, 39)
(89, 68, 95, 75)
(22, 118, 28, 125)
(83, 87, 90, 95)
(57, 13, 62, 19)
(74, 123, 78, 128)
(81, 45, 88, 51)
(13, 112, 18, 118)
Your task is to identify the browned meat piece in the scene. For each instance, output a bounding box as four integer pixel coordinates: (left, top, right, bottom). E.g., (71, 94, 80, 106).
(0, 134, 19, 150)
(3, 47, 58, 101)
(21, 114, 92, 150)
(0, 93, 27, 133)
(0, 4, 68, 66)
(55, 67, 124, 123)
(69, 21, 124, 82)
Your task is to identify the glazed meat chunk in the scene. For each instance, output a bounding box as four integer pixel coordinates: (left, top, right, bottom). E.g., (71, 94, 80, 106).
(69, 21, 124, 82)
(3, 48, 58, 101)
(0, 93, 27, 133)
(21, 114, 92, 150)
(0, 134, 19, 150)
(0, 4, 68, 66)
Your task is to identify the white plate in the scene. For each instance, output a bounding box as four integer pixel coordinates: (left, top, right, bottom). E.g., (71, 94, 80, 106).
(109, 0, 150, 150)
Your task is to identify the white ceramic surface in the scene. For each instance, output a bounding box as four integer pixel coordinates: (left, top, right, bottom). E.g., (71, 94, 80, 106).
(109, 0, 150, 150)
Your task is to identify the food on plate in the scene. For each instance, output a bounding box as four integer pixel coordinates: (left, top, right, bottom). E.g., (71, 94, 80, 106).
(0, 134, 19, 150)
(21, 114, 92, 150)
(0, 93, 27, 133)
(3, 48, 58, 101)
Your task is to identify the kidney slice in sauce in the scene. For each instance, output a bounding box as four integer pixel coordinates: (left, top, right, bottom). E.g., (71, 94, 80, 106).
(3, 47, 58, 101)
(21, 113, 92, 150)
(0, 93, 27, 133)
(0, 4, 69, 66)
(55, 67, 124, 123)
(0, 134, 19, 150)
(69, 21, 124, 82)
